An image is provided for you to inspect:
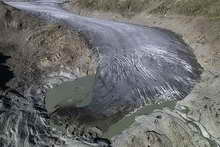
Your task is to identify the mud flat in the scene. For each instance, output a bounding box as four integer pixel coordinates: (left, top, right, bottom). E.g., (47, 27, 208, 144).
(103, 101, 177, 138)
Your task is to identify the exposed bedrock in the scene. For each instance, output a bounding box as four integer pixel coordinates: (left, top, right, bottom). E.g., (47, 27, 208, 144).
(0, 89, 111, 147)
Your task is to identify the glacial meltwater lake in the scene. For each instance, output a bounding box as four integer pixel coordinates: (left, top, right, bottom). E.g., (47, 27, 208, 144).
(46, 75, 96, 113)
(46, 75, 177, 138)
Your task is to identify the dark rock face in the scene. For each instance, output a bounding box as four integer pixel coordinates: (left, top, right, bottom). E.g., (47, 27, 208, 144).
(0, 53, 14, 89)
